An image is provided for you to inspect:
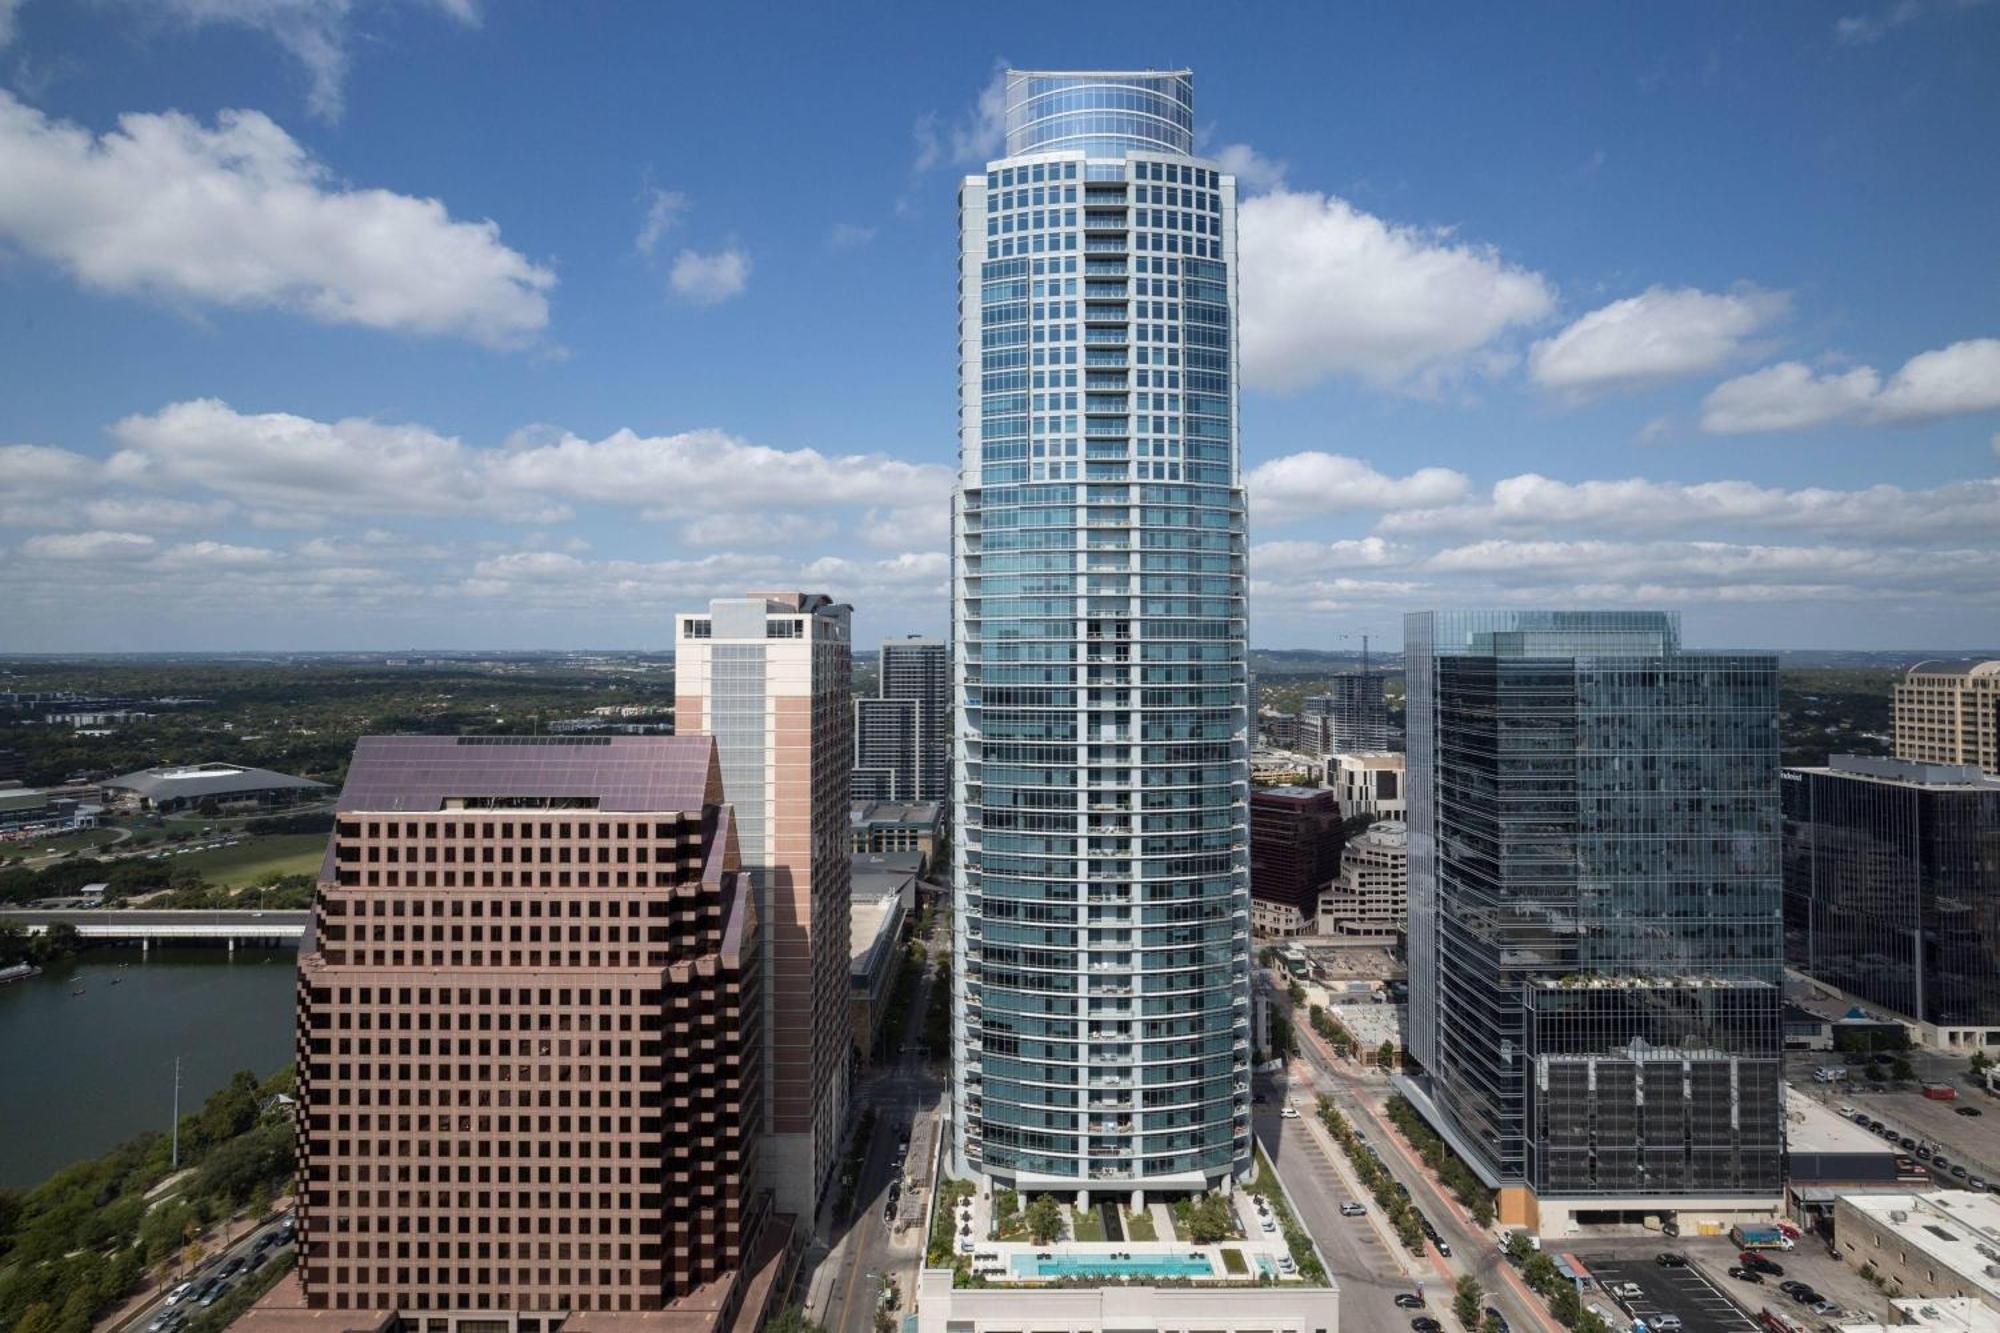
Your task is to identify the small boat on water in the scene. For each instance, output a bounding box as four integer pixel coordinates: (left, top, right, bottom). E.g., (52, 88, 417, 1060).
(110, 977, 123, 985)
(71, 986, 86, 996)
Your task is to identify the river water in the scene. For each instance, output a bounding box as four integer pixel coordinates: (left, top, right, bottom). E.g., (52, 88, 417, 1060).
(0, 946, 297, 1187)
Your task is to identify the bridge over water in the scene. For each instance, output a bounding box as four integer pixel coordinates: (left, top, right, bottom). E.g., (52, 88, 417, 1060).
(0, 908, 308, 951)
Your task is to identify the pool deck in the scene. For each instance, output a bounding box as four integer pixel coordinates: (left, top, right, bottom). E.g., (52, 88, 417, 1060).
(946, 1186, 1300, 1284)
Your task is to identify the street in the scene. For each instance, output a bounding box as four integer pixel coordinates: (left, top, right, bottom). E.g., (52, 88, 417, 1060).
(806, 912, 947, 1333)
(114, 1211, 293, 1333)
(1260, 966, 1559, 1333)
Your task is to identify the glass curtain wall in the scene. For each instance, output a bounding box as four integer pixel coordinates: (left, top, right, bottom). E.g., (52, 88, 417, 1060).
(951, 69, 1251, 1193)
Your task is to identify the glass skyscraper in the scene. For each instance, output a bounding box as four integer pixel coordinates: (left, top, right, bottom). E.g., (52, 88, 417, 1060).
(1784, 755, 2000, 1050)
(1405, 611, 1784, 1232)
(949, 69, 1251, 1195)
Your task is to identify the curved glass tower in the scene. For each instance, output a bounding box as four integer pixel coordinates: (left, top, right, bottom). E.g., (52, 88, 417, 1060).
(950, 69, 1251, 1197)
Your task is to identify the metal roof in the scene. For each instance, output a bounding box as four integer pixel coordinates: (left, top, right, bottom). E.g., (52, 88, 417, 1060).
(335, 734, 719, 813)
(104, 763, 328, 800)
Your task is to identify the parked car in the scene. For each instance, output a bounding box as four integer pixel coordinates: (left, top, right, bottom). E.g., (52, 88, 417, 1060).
(1957, 1106, 1984, 1117)
(1728, 1267, 1766, 1285)
(1742, 1253, 1784, 1276)
(1656, 1252, 1688, 1267)
(1812, 1302, 1844, 1317)
(1435, 1238, 1453, 1256)
(1341, 1201, 1367, 1217)
(1395, 1293, 1427, 1309)
(1281, 1106, 1300, 1119)
(1969, 1177, 1990, 1192)
(1654, 1317, 1684, 1333)
(1951, 1164, 1971, 1179)
(1484, 1307, 1511, 1333)
(1412, 1319, 1443, 1333)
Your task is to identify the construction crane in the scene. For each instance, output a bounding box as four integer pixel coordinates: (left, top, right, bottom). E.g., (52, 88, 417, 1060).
(1333, 630, 1378, 675)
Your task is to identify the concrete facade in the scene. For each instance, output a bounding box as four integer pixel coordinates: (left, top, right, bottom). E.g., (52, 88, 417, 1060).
(1895, 662, 2000, 776)
(1832, 1191, 2000, 1312)
(915, 1269, 1338, 1333)
(1316, 821, 1407, 940)
(676, 593, 853, 1222)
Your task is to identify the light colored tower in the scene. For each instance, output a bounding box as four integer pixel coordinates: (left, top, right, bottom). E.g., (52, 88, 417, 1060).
(950, 69, 1251, 1199)
(676, 593, 853, 1223)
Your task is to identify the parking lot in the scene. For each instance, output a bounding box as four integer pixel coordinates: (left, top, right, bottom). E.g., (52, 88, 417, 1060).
(1586, 1254, 1760, 1333)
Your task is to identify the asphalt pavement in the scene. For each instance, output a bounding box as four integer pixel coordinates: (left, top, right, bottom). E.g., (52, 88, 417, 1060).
(117, 1212, 293, 1333)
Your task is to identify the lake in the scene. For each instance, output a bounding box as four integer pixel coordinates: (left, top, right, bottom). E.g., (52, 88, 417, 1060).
(0, 945, 298, 1187)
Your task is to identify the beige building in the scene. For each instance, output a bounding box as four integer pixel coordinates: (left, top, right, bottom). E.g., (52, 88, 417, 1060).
(1326, 752, 1405, 820)
(1318, 820, 1407, 939)
(1895, 661, 2000, 775)
(676, 593, 854, 1222)
(1832, 1191, 2000, 1312)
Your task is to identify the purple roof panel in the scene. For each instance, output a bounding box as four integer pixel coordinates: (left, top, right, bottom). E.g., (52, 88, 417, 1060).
(337, 735, 718, 813)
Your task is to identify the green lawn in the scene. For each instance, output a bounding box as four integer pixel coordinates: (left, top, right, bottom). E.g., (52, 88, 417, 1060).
(171, 834, 326, 887)
(1123, 1207, 1158, 1241)
(1220, 1247, 1248, 1275)
(1, 827, 124, 860)
(1070, 1205, 1106, 1241)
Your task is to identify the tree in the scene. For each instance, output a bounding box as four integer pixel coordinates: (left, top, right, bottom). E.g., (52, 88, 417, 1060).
(1972, 1051, 1991, 1075)
(1483, 1314, 1507, 1333)
(1025, 1192, 1065, 1244)
(1394, 1208, 1425, 1254)
(1287, 981, 1307, 1006)
(1269, 1013, 1296, 1060)
(1376, 1040, 1398, 1071)
(1523, 1250, 1560, 1295)
(766, 1308, 829, 1333)
(1186, 1192, 1232, 1244)
(1454, 1275, 1483, 1329)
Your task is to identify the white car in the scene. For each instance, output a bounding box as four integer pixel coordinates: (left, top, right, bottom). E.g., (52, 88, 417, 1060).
(1281, 1106, 1300, 1119)
(163, 1283, 195, 1308)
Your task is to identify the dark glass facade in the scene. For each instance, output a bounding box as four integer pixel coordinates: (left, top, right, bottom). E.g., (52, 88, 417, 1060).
(1783, 756, 2000, 1040)
(1407, 611, 1785, 1200)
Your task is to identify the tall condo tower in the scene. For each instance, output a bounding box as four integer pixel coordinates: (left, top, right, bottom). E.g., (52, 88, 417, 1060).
(1404, 610, 1784, 1235)
(676, 593, 853, 1221)
(854, 635, 950, 802)
(950, 69, 1252, 1196)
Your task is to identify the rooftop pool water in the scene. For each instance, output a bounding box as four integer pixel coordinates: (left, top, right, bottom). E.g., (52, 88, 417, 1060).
(1011, 1252, 1216, 1279)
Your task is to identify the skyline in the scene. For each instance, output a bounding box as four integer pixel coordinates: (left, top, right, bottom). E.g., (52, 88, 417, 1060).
(2, 4, 1998, 652)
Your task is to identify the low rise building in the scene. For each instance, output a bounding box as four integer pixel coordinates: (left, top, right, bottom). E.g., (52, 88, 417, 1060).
(1317, 821, 1407, 940)
(1326, 751, 1405, 820)
(0, 785, 86, 839)
(102, 762, 328, 814)
(1895, 660, 2000, 775)
(1832, 1191, 2000, 1311)
(1839, 1298, 2000, 1333)
(851, 857, 912, 1062)
(850, 800, 942, 868)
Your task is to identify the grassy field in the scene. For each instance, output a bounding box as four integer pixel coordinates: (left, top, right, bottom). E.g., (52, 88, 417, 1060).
(170, 834, 326, 887)
(0, 827, 124, 861)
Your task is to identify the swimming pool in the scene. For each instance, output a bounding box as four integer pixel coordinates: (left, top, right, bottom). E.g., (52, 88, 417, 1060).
(1010, 1252, 1216, 1279)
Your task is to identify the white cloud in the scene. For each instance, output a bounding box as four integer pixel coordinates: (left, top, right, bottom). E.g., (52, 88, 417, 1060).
(1246, 451, 1471, 524)
(21, 530, 157, 560)
(681, 511, 836, 548)
(1701, 339, 2000, 432)
(1528, 285, 1788, 393)
(1237, 188, 1557, 392)
(152, 539, 279, 569)
(81, 496, 235, 530)
(913, 62, 1008, 172)
(829, 222, 878, 249)
(0, 442, 94, 489)
(1874, 339, 2000, 422)
(497, 426, 952, 516)
(109, 397, 558, 521)
(1699, 363, 1883, 433)
(1835, 0, 1927, 44)
(0, 0, 21, 48)
(1379, 472, 2000, 544)
(668, 246, 750, 305)
(634, 187, 687, 256)
(858, 505, 951, 550)
(126, 0, 479, 122)
(0, 92, 553, 346)
(1214, 142, 1286, 192)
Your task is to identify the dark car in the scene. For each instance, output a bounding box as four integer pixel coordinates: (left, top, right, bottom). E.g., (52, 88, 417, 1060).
(220, 1256, 245, 1278)
(1742, 1253, 1784, 1275)
(1951, 1164, 1971, 1179)
(1899, 1135, 1918, 1149)
(1852, 1111, 1871, 1124)
(1395, 1294, 1427, 1309)
(199, 1282, 230, 1309)
(1485, 1307, 1512, 1333)
(1779, 1281, 1809, 1298)
(1729, 1266, 1766, 1285)
(1413, 1319, 1443, 1333)
(1656, 1252, 1688, 1267)
(1957, 1106, 1984, 1117)
(1436, 1239, 1453, 1256)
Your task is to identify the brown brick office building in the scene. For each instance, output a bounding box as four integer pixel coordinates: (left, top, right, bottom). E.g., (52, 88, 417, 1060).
(251, 734, 782, 1333)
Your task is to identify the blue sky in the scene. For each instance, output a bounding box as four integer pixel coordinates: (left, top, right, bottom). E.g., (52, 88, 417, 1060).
(1, 1, 1996, 652)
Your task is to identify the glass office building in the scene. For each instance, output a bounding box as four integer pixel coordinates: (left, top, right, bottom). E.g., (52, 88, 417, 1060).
(950, 69, 1251, 1195)
(1405, 611, 1784, 1228)
(1783, 755, 2000, 1051)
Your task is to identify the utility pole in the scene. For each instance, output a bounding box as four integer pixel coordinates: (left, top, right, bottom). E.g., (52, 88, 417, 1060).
(171, 1055, 182, 1169)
